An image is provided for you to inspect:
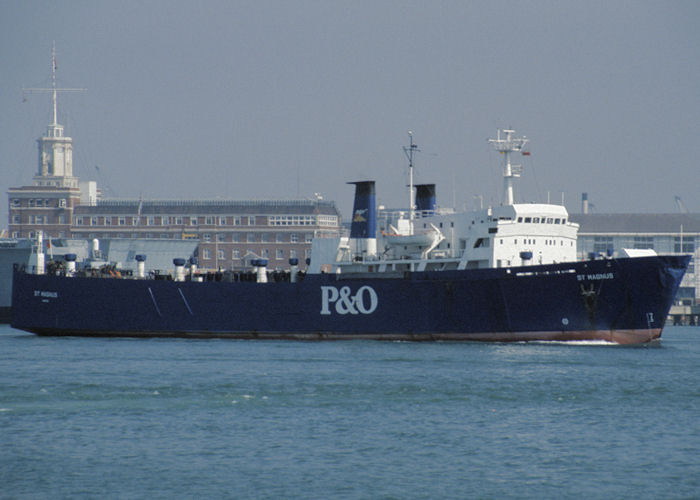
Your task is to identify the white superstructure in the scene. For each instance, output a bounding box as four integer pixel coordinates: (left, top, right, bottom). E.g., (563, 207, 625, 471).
(311, 128, 579, 273)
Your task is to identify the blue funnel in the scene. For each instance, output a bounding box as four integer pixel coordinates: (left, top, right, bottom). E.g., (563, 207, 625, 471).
(348, 181, 376, 239)
(415, 184, 436, 214)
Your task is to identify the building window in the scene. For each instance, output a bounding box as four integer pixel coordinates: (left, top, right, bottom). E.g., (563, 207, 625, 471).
(29, 199, 35, 208)
(675, 237, 695, 254)
(233, 216, 241, 226)
(217, 249, 225, 260)
(232, 249, 240, 259)
(59, 199, 66, 208)
(217, 233, 226, 242)
(175, 217, 183, 225)
(276, 249, 284, 260)
(203, 233, 211, 242)
(76, 216, 83, 225)
(147, 216, 154, 226)
(12, 215, 20, 224)
(290, 249, 298, 259)
(317, 215, 338, 227)
(232, 233, 241, 243)
(119, 217, 126, 226)
(58, 215, 66, 224)
(593, 236, 614, 253)
(12, 199, 20, 207)
(190, 217, 198, 226)
(202, 248, 211, 260)
(276, 233, 284, 243)
(290, 233, 299, 243)
(269, 215, 317, 226)
(247, 233, 255, 243)
(262, 248, 269, 259)
(305, 233, 313, 243)
(261, 233, 270, 243)
(161, 216, 169, 225)
(205, 216, 214, 225)
(633, 237, 654, 249)
(219, 217, 226, 226)
(105, 217, 112, 226)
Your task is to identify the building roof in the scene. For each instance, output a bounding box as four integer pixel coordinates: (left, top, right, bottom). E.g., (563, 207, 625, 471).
(569, 213, 700, 234)
(74, 199, 340, 216)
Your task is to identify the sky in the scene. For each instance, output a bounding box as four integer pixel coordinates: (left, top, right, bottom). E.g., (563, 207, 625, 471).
(1, 0, 699, 226)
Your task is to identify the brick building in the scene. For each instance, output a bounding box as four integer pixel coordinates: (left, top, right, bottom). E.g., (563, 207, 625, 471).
(8, 73, 341, 271)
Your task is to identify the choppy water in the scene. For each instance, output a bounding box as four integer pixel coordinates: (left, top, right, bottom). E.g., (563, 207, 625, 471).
(1, 325, 699, 499)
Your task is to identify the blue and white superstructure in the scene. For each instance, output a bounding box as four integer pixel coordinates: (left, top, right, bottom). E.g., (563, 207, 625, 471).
(315, 129, 578, 273)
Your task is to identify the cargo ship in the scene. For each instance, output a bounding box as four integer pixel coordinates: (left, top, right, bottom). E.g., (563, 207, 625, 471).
(11, 129, 690, 343)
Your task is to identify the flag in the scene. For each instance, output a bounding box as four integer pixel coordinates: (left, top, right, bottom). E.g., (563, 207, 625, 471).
(522, 151, 531, 156)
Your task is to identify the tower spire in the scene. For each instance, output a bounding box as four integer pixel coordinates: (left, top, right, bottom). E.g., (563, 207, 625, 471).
(23, 42, 86, 137)
(51, 41, 58, 126)
(22, 43, 86, 187)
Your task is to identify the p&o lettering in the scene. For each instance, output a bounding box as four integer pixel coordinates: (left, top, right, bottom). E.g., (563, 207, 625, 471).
(320, 285, 378, 315)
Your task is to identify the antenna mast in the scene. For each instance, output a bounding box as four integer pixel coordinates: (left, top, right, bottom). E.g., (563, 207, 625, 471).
(403, 131, 420, 233)
(488, 128, 528, 205)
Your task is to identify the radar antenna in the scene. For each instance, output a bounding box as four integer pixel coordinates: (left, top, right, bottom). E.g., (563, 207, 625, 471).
(488, 128, 528, 205)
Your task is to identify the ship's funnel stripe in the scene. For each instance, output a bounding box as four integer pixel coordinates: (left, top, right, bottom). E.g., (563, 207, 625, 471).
(415, 184, 436, 212)
(348, 181, 376, 239)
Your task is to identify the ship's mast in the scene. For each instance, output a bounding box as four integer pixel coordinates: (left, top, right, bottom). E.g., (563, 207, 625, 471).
(403, 131, 420, 234)
(488, 128, 528, 206)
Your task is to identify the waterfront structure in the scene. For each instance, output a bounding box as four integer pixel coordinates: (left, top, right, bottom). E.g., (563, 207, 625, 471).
(7, 46, 341, 271)
(70, 199, 340, 270)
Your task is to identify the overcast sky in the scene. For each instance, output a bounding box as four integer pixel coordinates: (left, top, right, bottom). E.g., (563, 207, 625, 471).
(1, 0, 698, 225)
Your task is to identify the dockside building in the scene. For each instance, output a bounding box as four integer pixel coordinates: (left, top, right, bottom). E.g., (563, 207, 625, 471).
(7, 87, 341, 271)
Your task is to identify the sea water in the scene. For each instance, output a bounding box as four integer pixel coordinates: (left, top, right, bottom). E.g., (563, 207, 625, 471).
(1, 325, 699, 499)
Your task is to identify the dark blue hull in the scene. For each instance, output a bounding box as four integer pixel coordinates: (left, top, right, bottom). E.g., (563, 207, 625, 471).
(11, 256, 690, 344)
